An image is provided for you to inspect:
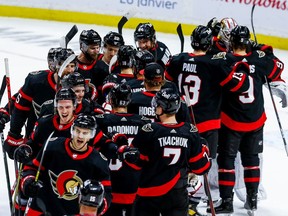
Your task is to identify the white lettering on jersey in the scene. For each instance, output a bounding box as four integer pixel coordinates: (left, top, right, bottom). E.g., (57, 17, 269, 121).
(158, 136, 188, 148)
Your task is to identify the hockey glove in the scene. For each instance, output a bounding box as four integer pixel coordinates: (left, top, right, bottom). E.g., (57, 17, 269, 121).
(4, 131, 25, 159)
(102, 102, 112, 114)
(0, 108, 10, 133)
(187, 173, 202, 196)
(117, 145, 139, 163)
(22, 177, 43, 198)
(80, 179, 104, 208)
(14, 144, 33, 164)
(207, 17, 221, 36)
(267, 81, 288, 108)
(107, 131, 128, 146)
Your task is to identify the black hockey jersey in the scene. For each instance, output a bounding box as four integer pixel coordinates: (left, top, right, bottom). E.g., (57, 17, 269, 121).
(130, 122, 211, 197)
(11, 70, 57, 137)
(148, 41, 171, 69)
(22, 137, 112, 216)
(95, 113, 151, 204)
(221, 50, 284, 131)
(165, 52, 249, 133)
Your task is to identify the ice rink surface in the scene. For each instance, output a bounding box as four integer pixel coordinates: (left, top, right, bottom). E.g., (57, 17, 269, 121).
(0, 17, 288, 215)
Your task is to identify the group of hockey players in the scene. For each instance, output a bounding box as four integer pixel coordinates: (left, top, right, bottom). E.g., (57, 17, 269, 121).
(0, 16, 287, 216)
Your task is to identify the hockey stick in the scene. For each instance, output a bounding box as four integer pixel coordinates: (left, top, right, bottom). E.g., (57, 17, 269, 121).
(108, 55, 118, 74)
(176, 24, 184, 53)
(0, 74, 12, 214)
(183, 86, 216, 216)
(60, 25, 78, 48)
(118, 8, 138, 35)
(251, 5, 288, 156)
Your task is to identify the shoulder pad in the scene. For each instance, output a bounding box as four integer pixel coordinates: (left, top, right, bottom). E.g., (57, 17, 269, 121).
(211, 52, 227, 60)
(142, 123, 153, 132)
(190, 124, 198, 132)
(256, 50, 266, 58)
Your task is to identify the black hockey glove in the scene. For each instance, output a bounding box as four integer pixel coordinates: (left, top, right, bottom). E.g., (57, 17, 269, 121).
(117, 145, 139, 163)
(249, 40, 273, 54)
(207, 17, 221, 36)
(80, 179, 104, 208)
(0, 108, 10, 133)
(4, 131, 25, 159)
(23, 177, 43, 198)
(107, 131, 128, 147)
(14, 144, 33, 164)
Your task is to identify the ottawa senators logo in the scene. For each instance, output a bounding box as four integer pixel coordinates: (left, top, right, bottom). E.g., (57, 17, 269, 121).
(48, 170, 83, 200)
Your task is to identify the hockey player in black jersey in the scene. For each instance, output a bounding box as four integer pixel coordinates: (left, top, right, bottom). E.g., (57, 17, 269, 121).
(4, 47, 76, 160)
(128, 62, 191, 123)
(76, 29, 102, 102)
(93, 31, 125, 103)
(123, 88, 211, 216)
(207, 26, 285, 215)
(95, 83, 151, 216)
(126, 49, 155, 93)
(165, 25, 250, 214)
(134, 22, 171, 69)
(21, 114, 112, 215)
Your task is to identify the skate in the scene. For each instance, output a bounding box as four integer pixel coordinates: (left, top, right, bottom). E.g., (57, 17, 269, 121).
(207, 197, 233, 215)
(188, 203, 207, 216)
(244, 193, 257, 216)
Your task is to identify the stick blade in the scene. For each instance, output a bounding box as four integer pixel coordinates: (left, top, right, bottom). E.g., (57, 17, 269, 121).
(176, 24, 184, 52)
(118, 8, 138, 35)
(60, 25, 78, 48)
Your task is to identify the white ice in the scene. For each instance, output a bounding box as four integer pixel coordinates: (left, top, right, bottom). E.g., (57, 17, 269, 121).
(0, 17, 287, 216)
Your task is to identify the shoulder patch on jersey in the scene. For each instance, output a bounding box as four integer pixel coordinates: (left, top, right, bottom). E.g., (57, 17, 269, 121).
(99, 152, 107, 161)
(29, 70, 42, 75)
(211, 52, 227, 60)
(95, 114, 104, 118)
(256, 50, 266, 58)
(142, 123, 153, 132)
(190, 124, 198, 132)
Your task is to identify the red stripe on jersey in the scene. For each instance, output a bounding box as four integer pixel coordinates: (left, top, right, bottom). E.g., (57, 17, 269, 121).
(192, 161, 211, 175)
(33, 158, 45, 171)
(19, 89, 33, 102)
(125, 160, 142, 170)
(230, 73, 246, 92)
(77, 60, 97, 70)
(219, 180, 235, 186)
(137, 171, 180, 197)
(164, 71, 173, 81)
(15, 202, 27, 211)
(15, 103, 31, 111)
(101, 180, 111, 186)
(220, 72, 233, 86)
(93, 130, 104, 144)
(139, 153, 149, 161)
(268, 59, 282, 80)
(189, 147, 208, 163)
(47, 71, 57, 90)
(25, 206, 43, 215)
(221, 112, 266, 131)
(196, 119, 221, 133)
(112, 192, 136, 204)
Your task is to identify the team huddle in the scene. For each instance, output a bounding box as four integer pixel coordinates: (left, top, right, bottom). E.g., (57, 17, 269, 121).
(0, 17, 287, 216)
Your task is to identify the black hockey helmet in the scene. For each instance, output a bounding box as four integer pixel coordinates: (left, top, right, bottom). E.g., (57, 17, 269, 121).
(144, 62, 164, 81)
(230, 25, 251, 46)
(190, 25, 213, 51)
(151, 88, 181, 114)
(117, 45, 136, 68)
(72, 114, 97, 138)
(47, 47, 60, 72)
(80, 179, 104, 207)
(103, 31, 125, 47)
(61, 72, 86, 89)
(109, 83, 132, 107)
(134, 22, 156, 42)
(53, 48, 76, 71)
(80, 29, 102, 46)
(135, 50, 155, 73)
(54, 88, 77, 108)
